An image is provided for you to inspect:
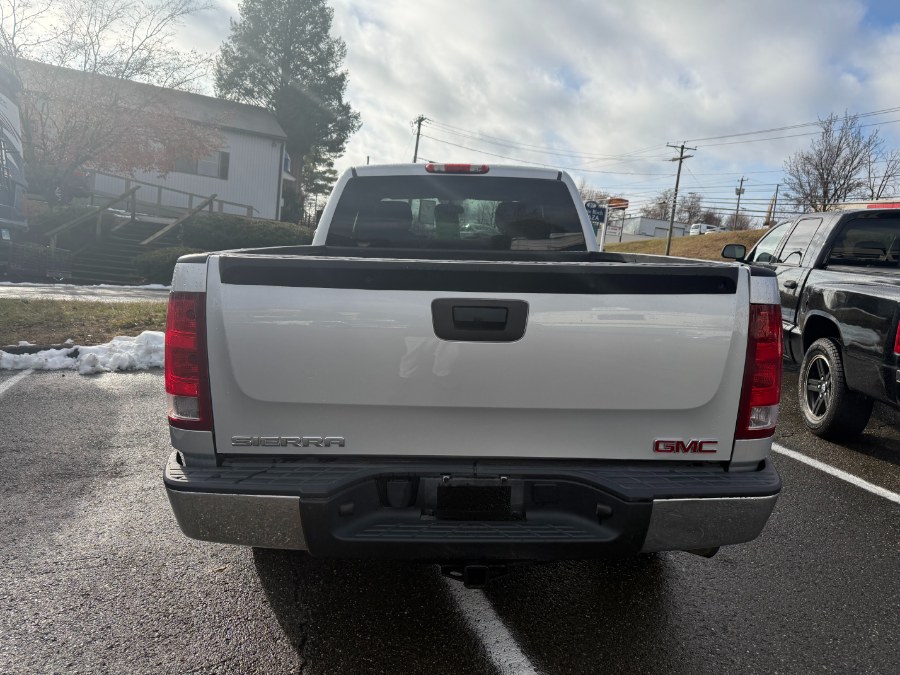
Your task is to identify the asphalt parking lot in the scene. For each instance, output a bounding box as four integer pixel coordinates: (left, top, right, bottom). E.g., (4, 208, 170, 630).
(0, 367, 898, 674)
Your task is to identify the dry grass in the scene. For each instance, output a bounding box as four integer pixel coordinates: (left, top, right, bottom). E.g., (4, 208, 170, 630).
(606, 229, 768, 260)
(0, 299, 167, 347)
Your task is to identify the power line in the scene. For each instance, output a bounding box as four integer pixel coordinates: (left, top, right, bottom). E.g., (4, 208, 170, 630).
(421, 104, 900, 175)
(425, 118, 668, 162)
(425, 124, 668, 163)
(684, 105, 900, 143)
(419, 134, 678, 175)
(697, 117, 900, 149)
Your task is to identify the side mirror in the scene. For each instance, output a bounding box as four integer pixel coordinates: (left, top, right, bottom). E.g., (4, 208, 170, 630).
(722, 244, 746, 260)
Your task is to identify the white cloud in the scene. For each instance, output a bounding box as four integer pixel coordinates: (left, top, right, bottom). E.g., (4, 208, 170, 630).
(27, 0, 900, 213)
(302, 0, 900, 212)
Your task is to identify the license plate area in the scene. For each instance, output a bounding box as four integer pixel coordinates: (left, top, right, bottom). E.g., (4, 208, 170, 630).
(436, 483, 519, 521)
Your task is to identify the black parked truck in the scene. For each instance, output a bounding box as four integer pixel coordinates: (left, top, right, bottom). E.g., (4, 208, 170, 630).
(725, 206, 900, 439)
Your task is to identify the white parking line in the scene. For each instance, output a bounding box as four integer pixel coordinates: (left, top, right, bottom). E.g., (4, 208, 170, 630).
(0, 369, 32, 399)
(773, 442, 900, 505)
(444, 578, 539, 675)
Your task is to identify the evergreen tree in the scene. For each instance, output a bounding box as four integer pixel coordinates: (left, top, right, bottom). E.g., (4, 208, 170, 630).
(215, 0, 360, 209)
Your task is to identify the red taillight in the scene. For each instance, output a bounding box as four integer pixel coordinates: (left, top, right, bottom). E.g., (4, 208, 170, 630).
(165, 291, 212, 431)
(425, 163, 490, 174)
(894, 322, 900, 354)
(736, 303, 783, 440)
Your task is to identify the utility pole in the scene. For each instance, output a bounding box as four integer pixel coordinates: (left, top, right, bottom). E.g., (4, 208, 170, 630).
(412, 115, 426, 163)
(665, 142, 695, 255)
(771, 183, 780, 225)
(733, 177, 746, 230)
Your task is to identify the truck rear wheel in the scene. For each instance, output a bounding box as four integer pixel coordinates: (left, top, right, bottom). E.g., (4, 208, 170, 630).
(798, 338, 873, 440)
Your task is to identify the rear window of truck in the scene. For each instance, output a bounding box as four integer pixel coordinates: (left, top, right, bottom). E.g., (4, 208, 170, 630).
(827, 217, 900, 269)
(325, 175, 587, 251)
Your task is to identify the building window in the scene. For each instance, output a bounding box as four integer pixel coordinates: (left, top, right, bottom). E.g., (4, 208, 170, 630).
(283, 151, 292, 174)
(174, 150, 230, 179)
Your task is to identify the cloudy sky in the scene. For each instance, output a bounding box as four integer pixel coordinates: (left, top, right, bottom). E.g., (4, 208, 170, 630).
(181, 0, 900, 217)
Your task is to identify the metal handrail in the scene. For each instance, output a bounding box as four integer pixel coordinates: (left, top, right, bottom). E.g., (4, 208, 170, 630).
(47, 185, 141, 248)
(140, 193, 217, 245)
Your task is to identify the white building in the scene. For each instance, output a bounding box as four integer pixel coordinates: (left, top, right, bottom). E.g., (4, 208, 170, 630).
(621, 216, 690, 239)
(21, 60, 290, 221)
(92, 88, 289, 220)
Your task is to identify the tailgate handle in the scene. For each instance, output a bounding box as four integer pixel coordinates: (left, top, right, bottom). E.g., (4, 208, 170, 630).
(432, 299, 528, 342)
(452, 306, 508, 330)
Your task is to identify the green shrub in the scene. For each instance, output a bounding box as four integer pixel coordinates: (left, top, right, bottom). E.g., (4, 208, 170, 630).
(134, 247, 202, 284)
(181, 213, 314, 251)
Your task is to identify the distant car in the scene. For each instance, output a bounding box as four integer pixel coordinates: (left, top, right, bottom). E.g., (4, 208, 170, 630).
(689, 223, 723, 235)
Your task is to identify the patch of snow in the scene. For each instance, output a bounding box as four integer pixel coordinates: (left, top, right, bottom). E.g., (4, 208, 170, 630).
(94, 283, 171, 290)
(17, 340, 35, 346)
(0, 331, 165, 373)
(64, 338, 74, 344)
(0, 281, 52, 287)
(0, 281, 170, 290)
(0, 347, 77, 371)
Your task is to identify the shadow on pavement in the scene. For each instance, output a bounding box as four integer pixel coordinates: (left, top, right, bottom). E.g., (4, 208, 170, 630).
(482, 555, 700, 674)
(252, 550, 493, 675)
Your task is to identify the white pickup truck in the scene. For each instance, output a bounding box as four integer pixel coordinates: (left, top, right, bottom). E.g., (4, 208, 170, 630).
(163, 163, 782, 585)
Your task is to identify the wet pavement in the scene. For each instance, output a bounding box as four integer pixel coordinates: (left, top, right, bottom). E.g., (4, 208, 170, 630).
(0, 368, 897, 674)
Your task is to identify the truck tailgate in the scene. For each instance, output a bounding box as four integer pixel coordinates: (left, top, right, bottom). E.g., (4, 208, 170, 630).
(206, 255, 750, 461)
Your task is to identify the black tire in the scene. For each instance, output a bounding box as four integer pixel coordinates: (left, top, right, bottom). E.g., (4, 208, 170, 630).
(798, 337, 873, 440)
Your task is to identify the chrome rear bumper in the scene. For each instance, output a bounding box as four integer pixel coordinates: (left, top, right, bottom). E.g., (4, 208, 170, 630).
(641, 495, 778, 552)
(165, 452, 779, 556)
(166, 489, 307, 550)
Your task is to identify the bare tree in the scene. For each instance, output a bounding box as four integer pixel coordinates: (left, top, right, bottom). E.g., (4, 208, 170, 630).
(677, 192, 703, 224)
(783, 113, 887, 211)
(576, 177, 609, 204)
(698, 209, 722, 227)
(639, 189, 673, 220)
(2, 0, 219, 199)
(861, 146, 900, 200)
(730, 212, 752, 231)
(20, 60, 221, 196)
(53, 0, 211, 90)
(3, 0, 212, 89)
(0, 0, 60, 65)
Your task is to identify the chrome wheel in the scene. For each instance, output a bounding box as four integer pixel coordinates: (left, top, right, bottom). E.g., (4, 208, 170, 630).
(798, 337, 873, 440)
(804, 354, 832, 420)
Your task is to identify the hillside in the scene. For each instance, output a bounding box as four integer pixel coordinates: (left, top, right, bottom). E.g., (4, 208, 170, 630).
(605, 229, 767, 260)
